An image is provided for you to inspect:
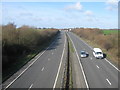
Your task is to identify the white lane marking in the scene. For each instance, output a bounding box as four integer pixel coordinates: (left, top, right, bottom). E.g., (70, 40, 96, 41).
(41, 67, 44, 71)
(28, 84, 33, 90)
(96, 65, 99, 69)
(48, 58, 50, 61)
(106, 79, 111, 85)
(71, 32, 120, 72)
(90, 57, 92, 60)
(52, 52, 54, 55)
(4, 37, 56, 89)
(68, 34, 89, 89)
(104, 58, 120, 72)
(53, 33, 66, 89)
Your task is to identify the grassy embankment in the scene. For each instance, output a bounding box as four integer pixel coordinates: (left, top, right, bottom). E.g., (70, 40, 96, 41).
(72, 28, 119, 66)
(1, 23, 59, 82)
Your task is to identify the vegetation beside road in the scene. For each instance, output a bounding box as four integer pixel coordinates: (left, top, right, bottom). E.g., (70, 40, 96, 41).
(68, 38, 73, 88)
(2, 23, 59, 82)
(69, 39, 74, 53)
(62, 35, 73, 88)
(101, 29, 118, 35)
(72, 28, 119, 66)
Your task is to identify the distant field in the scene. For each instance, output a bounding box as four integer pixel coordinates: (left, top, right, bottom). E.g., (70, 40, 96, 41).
(101, 30, 119, 35)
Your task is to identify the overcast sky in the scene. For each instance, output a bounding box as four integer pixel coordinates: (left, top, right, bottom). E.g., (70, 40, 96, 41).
(1, 0, 118, 29)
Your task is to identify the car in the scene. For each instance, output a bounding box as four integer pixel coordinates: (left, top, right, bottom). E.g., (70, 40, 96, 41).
(93, 48, 103, 59)
(80, 51, 89, 58)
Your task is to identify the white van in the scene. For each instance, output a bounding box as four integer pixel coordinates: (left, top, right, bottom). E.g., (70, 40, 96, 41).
(93, 48, 103, 59)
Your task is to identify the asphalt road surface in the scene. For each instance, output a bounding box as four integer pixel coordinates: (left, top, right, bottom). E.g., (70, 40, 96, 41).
(3, 31, 119, 89)
(4, 31, 66, 89)
(67, 32, 119, 89)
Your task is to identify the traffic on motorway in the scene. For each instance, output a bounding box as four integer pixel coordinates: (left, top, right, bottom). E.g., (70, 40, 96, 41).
(2, 31, 119, 89)
(80, 48, 104, 59)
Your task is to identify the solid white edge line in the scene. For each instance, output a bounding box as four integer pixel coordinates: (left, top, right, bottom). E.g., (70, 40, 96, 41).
(28, 84, 33, 90)
(73, 33, 93, 50)
(4, 36, 56, 89)
(71, 32, 120, 72)
(106, 79, 111, 85)
(68, 33, 89, 89)
(104, 58, 120, 72)
(53, 33, 66, 89)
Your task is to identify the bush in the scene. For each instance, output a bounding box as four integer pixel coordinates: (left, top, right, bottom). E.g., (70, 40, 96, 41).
(104, 42, 112, 51)
(2, 23, 58, 68)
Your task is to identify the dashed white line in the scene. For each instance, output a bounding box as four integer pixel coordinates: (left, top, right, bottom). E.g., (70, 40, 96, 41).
(106, 79, 111, 85)
(4, 34, 57, 89)
(52, 52, 54, 55)
(41, 67, 44, 71)
(48, 58, 50, 61)
(28, 84, 33, 90)
(90, 57, 92, 60)
(53, 33, 66, 89)
(72, 32, 120, 72)
(96, 65, 99, 69)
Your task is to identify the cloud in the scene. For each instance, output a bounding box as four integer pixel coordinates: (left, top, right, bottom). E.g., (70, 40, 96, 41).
(106, 0, 118, 5)
(84, 10, 94, 22)
(33, 17, 43, 21)
(85, 17, 93, 21)
(84, 10, 93, 16)
(20, 12, 33, 16)
(106, 6, 117, 11)
(65, 2, 83, 11)
(105, 0, 118, 11)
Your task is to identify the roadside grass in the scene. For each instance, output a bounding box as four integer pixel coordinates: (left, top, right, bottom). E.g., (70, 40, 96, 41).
(69, 58, 73, 88)
(80, 37, 118, 66)
(68, 37, 73, 88)
(63, 35, 73, 88)
(72, 28, 119, 67)
(69, 39, 74, 53)
(101, 30, 119, 35)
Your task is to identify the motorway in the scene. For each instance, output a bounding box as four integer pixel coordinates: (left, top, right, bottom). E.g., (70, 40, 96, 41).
(67, 32, 119, 88)
(3, 31, 119, 89)
(3, 31, 66, 89)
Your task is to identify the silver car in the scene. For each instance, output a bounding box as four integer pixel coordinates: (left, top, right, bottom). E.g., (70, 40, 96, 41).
(80, 51, 89, 58)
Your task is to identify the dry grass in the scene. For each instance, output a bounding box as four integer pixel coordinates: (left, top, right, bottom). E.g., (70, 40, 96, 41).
(72, 28, 119, 66)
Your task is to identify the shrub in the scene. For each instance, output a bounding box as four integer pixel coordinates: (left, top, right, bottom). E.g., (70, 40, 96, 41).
(2, 23, 58, 67)
(104, 42, 112, 51)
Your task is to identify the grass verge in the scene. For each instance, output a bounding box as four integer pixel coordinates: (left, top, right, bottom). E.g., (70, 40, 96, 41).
(77, 36, 118, 67)
(68, 37, 73, 88)
(69, 39, 75, 53)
